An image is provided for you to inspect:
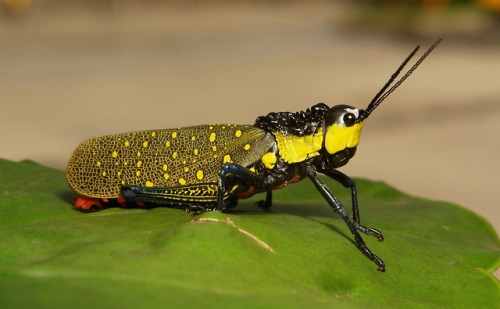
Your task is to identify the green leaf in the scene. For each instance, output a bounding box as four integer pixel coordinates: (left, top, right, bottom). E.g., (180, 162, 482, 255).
(0, 159, 498, 308)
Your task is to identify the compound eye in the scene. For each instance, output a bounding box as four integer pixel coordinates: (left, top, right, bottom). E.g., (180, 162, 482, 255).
(343, 113, 356, 127)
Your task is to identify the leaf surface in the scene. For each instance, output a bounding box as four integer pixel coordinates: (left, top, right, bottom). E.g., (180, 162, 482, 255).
(0, 159, 498, 308)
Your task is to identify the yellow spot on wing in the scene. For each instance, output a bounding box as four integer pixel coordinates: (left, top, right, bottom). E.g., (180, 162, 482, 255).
(191, 136, 196, 141)
(184, 166, 189, 172)
(172, 132, 178, 139)
(124, 141, 130, 147)
(223, 154, 232, 163)
(212, 145, 217, 152)
(193, 148, 199, 156)
(165, 141, 171, 148)
(151, 131, 156, 137)
(137, 161, 142, 167)
(172, 151, 178, 159)
(143, 141, 148, 148)
(136, 171, 141, 176)
(209, 132, 216, 142)
(235, 130, 242, 138)
(163, 164, 168, 171)
(112, 151, 118, 158)
(243, 144, 251, 151)
(145, 181, 154, 187)
(164, 173, 169, 180)
(96, 161, 101, 167)
(179, 178, 186, 185)
(137, 151, 141, 157)
(196, 170, 204, 180)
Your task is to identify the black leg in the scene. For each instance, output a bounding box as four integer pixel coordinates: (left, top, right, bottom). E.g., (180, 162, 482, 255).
(321, 169, 384, 241)
(256, 191, 273, 209)
(304, 163, 385, 271)
(217, 162, 266, 211)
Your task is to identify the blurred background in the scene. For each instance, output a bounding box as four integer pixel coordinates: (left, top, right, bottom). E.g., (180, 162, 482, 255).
(0, 0, 499, 240)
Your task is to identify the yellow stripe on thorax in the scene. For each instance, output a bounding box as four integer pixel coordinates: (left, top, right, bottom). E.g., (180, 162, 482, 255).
(274, 128, 323, 164)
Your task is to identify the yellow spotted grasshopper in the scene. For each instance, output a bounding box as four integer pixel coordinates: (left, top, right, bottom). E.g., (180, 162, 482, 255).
(67, 38, 442, 271)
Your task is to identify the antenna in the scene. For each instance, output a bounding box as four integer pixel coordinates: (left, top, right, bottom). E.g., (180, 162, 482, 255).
(358, 37, 443, 121)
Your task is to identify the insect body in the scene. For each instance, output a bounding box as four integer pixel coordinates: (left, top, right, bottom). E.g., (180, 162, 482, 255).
(67, 38, 442, 271)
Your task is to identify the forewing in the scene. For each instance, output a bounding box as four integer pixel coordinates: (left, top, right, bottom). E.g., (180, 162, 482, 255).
(67, 124, 274, 198)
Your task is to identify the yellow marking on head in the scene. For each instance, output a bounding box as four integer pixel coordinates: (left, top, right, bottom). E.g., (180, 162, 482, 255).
(162, 164, 168, 171)
(235, 130, 242, 138)
(164, 173, 169, 180)
(261, 152, 277, 169)
(179, 178, 186, 185)
(145, 181, 154, 187)
(143, 141, 148, 148)
(136, 161, 142, 168)
(223, 154, 231, 163)
(136, 171, 141, 177)
(193, 148, 199, 156)
(325, 121, 365, 155)
(184, 166, 189, 172)
(249, 166, 256, 173)
(209, 132, 216, 142)
(96, 161, 101, 167)
(124, 140, 130, 147)
(112, 151, 118, 158)
(172, 132, 178, 139)
(243, 144, 251, 151)
(165, 141, 171, 148)
(172, 151, 178, 159)
(151, 131, 156, 137)
(274, 128, 323, 164)
(212, 145, 217, 152)
(196, 170, 204, 180)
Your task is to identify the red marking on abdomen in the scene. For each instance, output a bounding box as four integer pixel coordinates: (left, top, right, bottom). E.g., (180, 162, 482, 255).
(73, 196, 145, 212)
(73, 196, 105, 212)
(236, 185, 256, 199)
(271, 174, 303, 190)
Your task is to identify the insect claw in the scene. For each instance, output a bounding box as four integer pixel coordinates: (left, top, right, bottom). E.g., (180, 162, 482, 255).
(255, 200, 271, 210)
(185, 204, 218, 216)
(375, 257, 386, 272)
(354, 222, 384, 241)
